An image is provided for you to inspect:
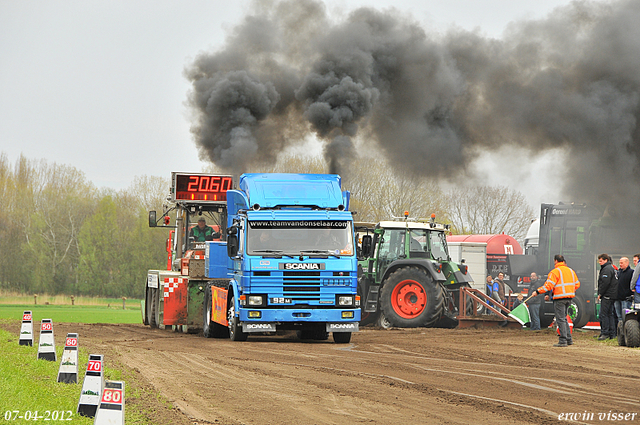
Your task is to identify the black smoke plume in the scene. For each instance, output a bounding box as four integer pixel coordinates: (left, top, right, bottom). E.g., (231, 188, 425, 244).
(185, 0, 640, 212)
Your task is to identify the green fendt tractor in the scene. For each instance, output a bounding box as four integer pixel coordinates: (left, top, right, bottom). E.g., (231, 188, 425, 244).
(356, 213, 474, 328)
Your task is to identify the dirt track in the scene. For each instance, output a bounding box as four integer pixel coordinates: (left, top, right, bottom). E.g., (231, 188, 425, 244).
(6, 322, 640, 424)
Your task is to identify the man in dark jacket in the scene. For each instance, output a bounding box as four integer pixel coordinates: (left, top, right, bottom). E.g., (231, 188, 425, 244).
(615, 257, 634, 325)
(597, 254, 618, 340)
(526, 272, 545, 330)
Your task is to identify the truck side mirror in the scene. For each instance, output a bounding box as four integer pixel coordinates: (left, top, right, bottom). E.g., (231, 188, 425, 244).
(361, 235, 372, 258)
(148, 211, 157, 228)
(227, 234, 239, 257)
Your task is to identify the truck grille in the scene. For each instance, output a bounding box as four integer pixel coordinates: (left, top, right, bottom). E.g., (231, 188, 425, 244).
(251, 271, 322, 302)
(283, 271, 320, 299)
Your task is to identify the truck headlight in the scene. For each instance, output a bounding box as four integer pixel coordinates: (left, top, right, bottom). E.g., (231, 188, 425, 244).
(338, 296, 353, 306)
(248, 295, 263, 306)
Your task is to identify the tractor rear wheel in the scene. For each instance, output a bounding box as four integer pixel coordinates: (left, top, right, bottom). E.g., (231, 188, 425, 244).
(624, 319, 640, 348)
(380, 267, 444, 328)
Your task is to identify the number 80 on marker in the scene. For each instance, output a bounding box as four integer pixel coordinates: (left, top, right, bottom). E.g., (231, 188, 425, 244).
(101, 389, 122, 404)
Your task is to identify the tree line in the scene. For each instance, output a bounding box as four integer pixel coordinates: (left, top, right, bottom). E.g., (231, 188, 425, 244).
(0, 153, 534, 298)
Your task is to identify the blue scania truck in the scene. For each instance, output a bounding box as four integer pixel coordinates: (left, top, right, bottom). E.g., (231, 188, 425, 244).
(144, 172, 360, 343)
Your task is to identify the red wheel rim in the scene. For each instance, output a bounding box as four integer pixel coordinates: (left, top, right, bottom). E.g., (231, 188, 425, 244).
(391, 279, 427, 319)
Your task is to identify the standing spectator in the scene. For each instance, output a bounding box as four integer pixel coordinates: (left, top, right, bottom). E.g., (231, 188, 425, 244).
(485, 275, 494, 299)
(597, 253, 618, 340)
(526, 272, 544, 330)
(531, 254, 580, 347)
(494, 272, 507, 305)
(630, 254, 640, 304)
(616, 257, 633, 326)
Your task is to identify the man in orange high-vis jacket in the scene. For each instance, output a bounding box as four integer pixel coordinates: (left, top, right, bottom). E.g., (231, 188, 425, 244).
(531, 254, 580, 347)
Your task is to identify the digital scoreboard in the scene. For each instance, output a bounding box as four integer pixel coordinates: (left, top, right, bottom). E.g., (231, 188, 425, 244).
(171, 173, 233, 202)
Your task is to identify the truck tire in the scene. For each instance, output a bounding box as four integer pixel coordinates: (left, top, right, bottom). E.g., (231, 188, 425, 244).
(149, 288, 159, 328)
(227, 296, 248, 341)
(333, 332, 351, 343)
(203, 284, 229, 338)
(617, 321, 626, 346)
(380, 267, 444, 328)
(624, 319, 640, 348)
(569, 295, 589, 328)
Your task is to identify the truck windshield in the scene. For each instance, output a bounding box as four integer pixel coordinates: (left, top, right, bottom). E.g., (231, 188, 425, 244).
(247, 221, 354, 256)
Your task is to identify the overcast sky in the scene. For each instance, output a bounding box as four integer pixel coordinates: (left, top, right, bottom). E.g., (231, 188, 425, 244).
(0, 0, 573, 204)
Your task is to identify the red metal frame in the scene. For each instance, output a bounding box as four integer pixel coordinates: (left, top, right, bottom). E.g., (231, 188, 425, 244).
(457, 287, 522, 329)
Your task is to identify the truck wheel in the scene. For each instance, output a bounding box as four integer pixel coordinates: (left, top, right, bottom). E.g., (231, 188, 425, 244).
(617, 321, 626, 346)
(227, 296, 248, 341)
(380, 267, 444, 328)
(203, 284, 229, 338)
(149, 288, 159, 328)
(569, 295, 589, 328)
(624, 319, 640, 348)
(333, 332, 351, 343)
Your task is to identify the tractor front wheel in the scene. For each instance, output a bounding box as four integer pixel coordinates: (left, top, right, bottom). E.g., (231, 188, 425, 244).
(380, 267, 444, 328)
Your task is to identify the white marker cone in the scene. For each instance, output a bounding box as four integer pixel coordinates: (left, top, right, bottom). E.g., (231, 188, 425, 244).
(57, 333, 79, 383)
(19, 310, 33, 346)
(77, 354, 104, 418)
(93, 380, 125, 425)
(37, 319, 56, 361)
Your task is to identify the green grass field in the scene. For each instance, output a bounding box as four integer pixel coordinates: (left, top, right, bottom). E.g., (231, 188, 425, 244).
(0, 325, 161, 424)
(0, 304, 143, 324)
(0, 326, 94, 423)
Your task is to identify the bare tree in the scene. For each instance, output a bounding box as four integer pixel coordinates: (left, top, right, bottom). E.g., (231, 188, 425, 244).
(445, 185, 534, 240)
